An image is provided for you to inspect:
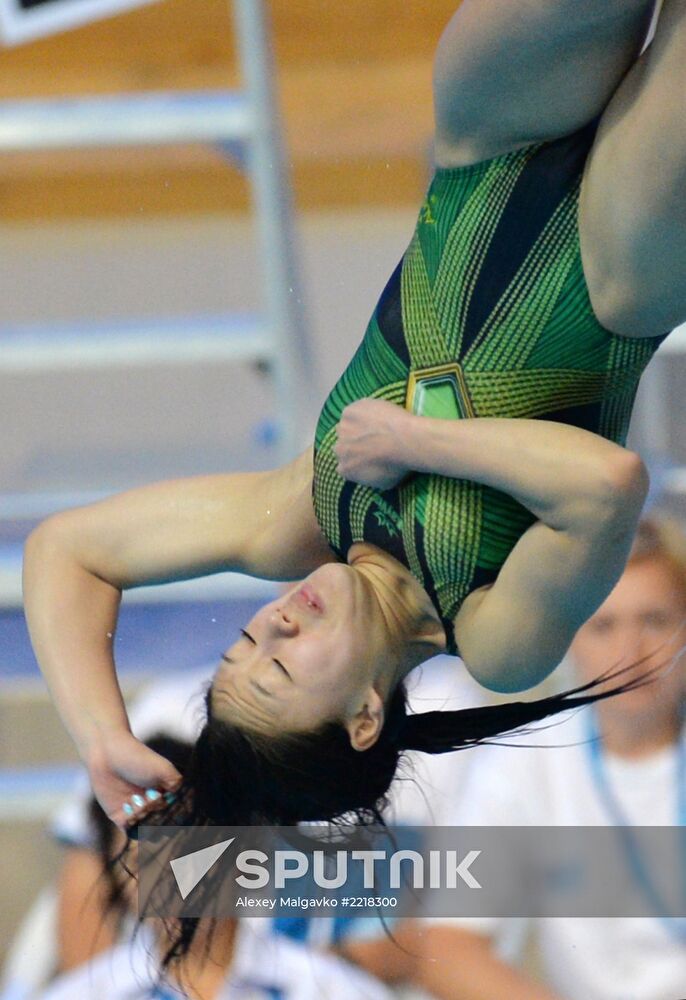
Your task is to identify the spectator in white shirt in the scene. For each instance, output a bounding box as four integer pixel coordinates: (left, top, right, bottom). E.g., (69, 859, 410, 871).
(40, 735, 394, 1000)
(0, 656, 487, 998)
(340, 515, 686, 1000)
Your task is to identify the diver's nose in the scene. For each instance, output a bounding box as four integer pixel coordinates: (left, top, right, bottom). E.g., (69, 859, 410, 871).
(269, 607, 298, 635)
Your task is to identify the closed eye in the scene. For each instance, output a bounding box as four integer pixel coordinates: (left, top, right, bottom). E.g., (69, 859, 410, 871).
(240, 629, 292, 680)
(275, 661, 292, 680)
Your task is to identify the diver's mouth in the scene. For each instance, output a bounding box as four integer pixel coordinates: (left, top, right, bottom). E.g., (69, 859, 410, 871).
(296, 584, 324, 614)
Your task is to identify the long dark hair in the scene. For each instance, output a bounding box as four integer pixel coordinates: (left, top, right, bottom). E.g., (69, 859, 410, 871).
(140, 658, 660, 970)
(160, 663, 651, 827)
(89, 735, 195, 958)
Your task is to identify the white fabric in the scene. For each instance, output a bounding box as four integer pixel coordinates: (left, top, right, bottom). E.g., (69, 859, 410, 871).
(387, 655, 489, 825)
(435, 707, 686, 1000)
(0, 886, 59, 1000)
(35, 921, 395, 1000)
(0, 667, 213, 1000)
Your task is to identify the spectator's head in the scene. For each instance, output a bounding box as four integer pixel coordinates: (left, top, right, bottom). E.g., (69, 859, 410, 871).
(570, 515, 686, 746)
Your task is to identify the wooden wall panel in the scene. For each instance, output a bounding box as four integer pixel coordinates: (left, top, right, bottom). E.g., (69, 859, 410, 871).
(0, 0, 458, 218)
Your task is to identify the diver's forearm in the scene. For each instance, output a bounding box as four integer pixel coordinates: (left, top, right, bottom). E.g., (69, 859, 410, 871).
(400, 416, 647, 530)
(22, 521, 130, 761)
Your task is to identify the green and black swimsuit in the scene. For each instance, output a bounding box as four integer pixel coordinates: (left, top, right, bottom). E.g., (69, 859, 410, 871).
(312, 122, 665, 656)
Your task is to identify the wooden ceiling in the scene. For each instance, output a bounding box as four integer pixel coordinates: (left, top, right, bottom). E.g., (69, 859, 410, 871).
(0, 0, 458, 219)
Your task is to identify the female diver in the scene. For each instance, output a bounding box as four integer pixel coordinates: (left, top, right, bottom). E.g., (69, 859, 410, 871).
(23, 1, 686, 847)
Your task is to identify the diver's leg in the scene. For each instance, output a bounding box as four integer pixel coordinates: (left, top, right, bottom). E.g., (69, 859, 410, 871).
(434, 0, 657, 167)
(581, 0, 686, 337)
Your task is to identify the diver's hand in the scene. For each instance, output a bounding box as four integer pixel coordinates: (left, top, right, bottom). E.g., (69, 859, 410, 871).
(334, 399, 413, 490)
(87, 730, 182, 831)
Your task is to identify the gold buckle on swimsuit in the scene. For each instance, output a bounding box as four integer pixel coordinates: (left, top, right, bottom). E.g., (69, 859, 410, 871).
(405, 362, 475, 420)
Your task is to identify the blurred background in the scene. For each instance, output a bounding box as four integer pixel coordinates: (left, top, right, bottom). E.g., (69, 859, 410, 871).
(0, 0, 684, 993)
(0, 0, 461, 967)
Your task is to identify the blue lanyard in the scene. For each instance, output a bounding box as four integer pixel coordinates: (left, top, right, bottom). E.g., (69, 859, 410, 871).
(585, 710, 686, 942)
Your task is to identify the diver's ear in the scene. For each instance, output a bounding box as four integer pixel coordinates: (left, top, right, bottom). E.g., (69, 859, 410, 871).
(346, 688, 385, 752)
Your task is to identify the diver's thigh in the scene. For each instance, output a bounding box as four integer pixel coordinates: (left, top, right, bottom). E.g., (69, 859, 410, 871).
(433, 0, 656, 166)
(580, 0, 686, 338)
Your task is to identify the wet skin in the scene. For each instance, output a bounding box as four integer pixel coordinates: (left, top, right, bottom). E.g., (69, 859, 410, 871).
(211, 545, 448, 741)
(212, 563, 380, 732)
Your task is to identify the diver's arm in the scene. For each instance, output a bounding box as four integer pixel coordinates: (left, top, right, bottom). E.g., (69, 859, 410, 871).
(24, 454, 313, 740)
(398, 414, 647, 690)
(400, 414, 646, 530)
(22, 447, 330, 824)
(335, 400, 647, 690)
(335, 399, 645, 529)
(23, 523, 129, 761)
(22, 519, 181, 824)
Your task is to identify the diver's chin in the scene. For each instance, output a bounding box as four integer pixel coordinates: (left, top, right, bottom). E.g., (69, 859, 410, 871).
(305, 560, 355, 611)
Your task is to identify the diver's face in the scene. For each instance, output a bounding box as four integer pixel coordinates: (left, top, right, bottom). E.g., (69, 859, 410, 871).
(571, 557, 686, 722)
(211, 563, 381, 733)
